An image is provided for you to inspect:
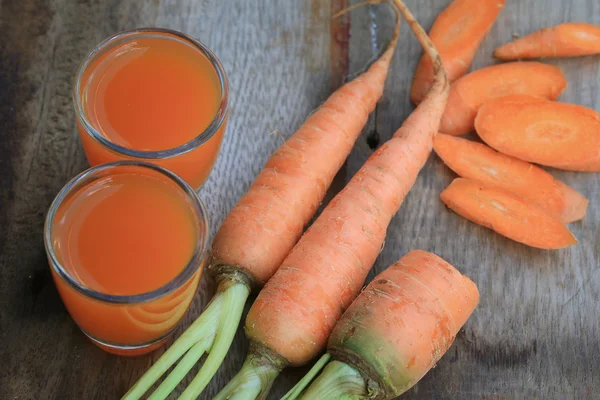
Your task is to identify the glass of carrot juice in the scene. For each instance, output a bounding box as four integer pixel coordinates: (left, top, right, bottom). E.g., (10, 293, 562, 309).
(44, 161, 209, 356)
(73, 28, 229, 189)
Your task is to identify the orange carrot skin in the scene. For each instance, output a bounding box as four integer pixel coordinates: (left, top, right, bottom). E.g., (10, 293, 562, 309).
(441, 178, 577, 249)
(433, 133, 588, 223)
(210, 34, 398, 287)
(475, 95, 600, 172)
(327, 250, 479, 398)
(245, 131, 435, 366)
(410, 0, 505, 103)
(245, 40, 450, 368)
(556, 180, 589, 225)
(440, 62, 566, 136)
(494, 23, 600, 60)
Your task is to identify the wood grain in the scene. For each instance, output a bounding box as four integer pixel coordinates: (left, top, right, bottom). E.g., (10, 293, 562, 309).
(0, 0, 598, 399)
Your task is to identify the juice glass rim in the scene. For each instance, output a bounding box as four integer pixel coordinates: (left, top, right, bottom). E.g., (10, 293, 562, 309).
(44, 161, 210, 304)
(73, 27, 229, 159)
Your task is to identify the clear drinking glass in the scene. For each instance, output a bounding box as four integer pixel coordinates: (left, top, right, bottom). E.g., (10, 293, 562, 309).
(44, 161, 209, 355)
(73, 28, 229, 189)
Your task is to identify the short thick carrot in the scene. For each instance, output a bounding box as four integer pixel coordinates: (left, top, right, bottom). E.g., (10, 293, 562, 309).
(284, 250, 479, 400)
(440, 62, 566, 136)
(441, 178, 577, 249)
(475, 94, 600, 172)
(214, 2, 451, 398)
(433, 133, 588, 223)
(494, 23, 600, 60)
(410, 0, 505, 103)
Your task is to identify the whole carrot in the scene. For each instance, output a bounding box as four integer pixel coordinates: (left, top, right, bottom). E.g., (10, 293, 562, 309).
(433, 133, 588, 223)
(123, 2, 401, 398)
(441, 178, 577, 249)
(282, 250, 479, 400)
(410, 0, 505, 104)
(495, 23, 600, 60)
(475, 94, 600, 172)
(214, 2, 450, 398)
(440, 62, 567, 136)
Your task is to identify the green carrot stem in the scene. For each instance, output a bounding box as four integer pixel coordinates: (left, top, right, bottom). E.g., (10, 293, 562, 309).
(281, 353, 332, 400)
(178, 282, 250, 399)
(122, 295, 221, 399)
(122, 281, 250, 400)
(147, 339, 210, 399)
(213, 349, 285, 400)
(299, 360, 369, 400)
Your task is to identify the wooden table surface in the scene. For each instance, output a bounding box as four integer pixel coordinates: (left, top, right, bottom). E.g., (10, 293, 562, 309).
(1, 0, 599, 399)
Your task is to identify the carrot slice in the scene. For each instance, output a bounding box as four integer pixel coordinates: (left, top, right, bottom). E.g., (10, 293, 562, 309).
(494, 23, 600, 60)
(410, 0, 505, 103)
(475, 94, 600, 172)
(433, 133, 588, 222)
(556, 181, 590, 225)
(440, 178, 577, 249)
(440, 62, 566, 136)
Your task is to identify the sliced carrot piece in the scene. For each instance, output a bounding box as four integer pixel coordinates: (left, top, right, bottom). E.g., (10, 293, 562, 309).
(475, 94, 600, 172)
(433, 133, 588, 222)
(494, 23, 600, 60)
(440, 178, 577, 249)
(440, 62, 566, 136)
(556, 180, 589, 224)
(410, 0, 506, 103)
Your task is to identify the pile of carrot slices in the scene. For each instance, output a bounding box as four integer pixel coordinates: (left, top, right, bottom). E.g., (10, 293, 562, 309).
(414, 0, 599, 249)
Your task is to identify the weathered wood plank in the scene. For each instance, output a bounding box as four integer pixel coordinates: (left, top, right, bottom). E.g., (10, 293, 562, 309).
(0, 0, 598, 399)
(348, 1, 600, 399)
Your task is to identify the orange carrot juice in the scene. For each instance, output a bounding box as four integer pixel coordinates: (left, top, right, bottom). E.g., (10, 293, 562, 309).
(74, 29, 229, 189)
(45, 162, 208, 355)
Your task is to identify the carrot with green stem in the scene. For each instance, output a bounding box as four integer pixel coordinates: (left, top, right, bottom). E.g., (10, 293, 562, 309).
(475, 94, 600, 172)
(433, 133, 588, 223)
(439, 62, 567, 136)
(410, 0, 505, 104)
(281, 250, 480, 400)
(494, 23, 600, 60)
(122, 2, 401, 399)
(214, 2, 450, 398)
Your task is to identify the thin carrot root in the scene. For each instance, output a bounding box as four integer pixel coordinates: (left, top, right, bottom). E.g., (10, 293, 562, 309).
(215, 1, 450, 398)
(475, 94, 600, 172)
(209, 0, 401, 290)
(284, 251, 479, 400)
(410, 0, 505, 104)
(441, 178, 577, 249)
(440, 62, 567, 136)
(332, 0, 383, 19)
(494, 23, 600, 60)
(433, 133, 588, 223)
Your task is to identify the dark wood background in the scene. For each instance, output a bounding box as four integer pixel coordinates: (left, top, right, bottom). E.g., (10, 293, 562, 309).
(1, 0, 598, 399)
